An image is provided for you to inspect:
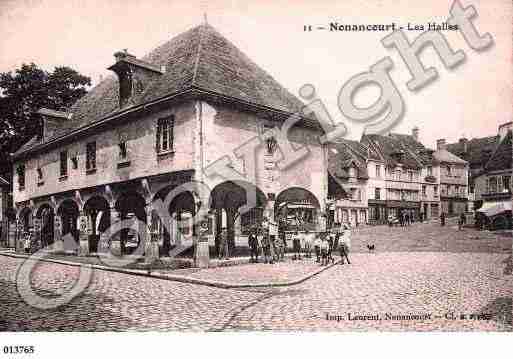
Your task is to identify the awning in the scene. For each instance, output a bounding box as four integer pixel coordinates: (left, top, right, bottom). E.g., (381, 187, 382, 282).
(287, 203, 316, 209)
(477, 201, 512, 217)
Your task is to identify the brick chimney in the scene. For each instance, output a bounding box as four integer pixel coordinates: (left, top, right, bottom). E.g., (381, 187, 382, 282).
(436, 139, 446, 150)
(412, 126, 419, 141)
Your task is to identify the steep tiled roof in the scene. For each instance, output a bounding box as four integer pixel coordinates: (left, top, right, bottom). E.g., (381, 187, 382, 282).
(446, 135, 499, 170)
(484, 130, 512, 172)
(389, 133, 435, 166)
(16, 23, 309, 156)
(433, 149, 467, 165)
(361, 133, 424, 169)
(328, 140, 369, 180)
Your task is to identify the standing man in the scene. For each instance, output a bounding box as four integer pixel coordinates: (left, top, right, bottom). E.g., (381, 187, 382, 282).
(292, 231, 301, 260)
(268, 218, 278, 262)
(313, 233, 321, 263)
(339, 224, 351, 265)
(218, 227, 229, 260)
(248, 227, 259, 263)
(441, 212, 446, 227)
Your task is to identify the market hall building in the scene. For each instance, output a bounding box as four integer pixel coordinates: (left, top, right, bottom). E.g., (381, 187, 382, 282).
(11, 23, 328, 258)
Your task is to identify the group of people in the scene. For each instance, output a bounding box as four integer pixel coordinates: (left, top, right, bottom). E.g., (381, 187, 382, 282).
(245, 219, 352, 266)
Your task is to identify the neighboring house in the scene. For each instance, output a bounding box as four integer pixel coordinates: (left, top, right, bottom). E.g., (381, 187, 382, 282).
(327, 140, 371, 227)
(472, 127, 512, 229)
(447, 122, 512, 212)
(433, 140, 469, 216)
(11, 23, 328, 257)
(362, 129, 426, 222)
(446, 127, 503, 208)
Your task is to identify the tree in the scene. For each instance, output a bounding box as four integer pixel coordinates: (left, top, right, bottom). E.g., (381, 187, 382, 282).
(0, 63, 91, 176)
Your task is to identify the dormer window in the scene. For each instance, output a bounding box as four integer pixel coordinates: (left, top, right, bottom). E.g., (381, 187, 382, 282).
(108, 49, 163, 108)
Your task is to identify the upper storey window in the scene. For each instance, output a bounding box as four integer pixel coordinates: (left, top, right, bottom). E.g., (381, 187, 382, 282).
(86, 141, 97, 172)
(17, 164, 25, 191)
(60, 150, 68, 177)
(156, 116, 174, 153)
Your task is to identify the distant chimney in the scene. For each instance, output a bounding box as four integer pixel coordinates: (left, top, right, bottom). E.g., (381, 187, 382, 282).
(114, 49, 136, 62)
(412, 127, 419, 141)
(436, 139, 446, 150)
(498, 121, 512, 140)
(459, 137, 468, 153)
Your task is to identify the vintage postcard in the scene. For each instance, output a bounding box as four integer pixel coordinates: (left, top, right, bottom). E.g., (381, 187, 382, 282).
(0, 0, 511, 356)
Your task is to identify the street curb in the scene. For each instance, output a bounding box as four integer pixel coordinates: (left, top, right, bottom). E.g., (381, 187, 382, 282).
(0, 251, 339, 289)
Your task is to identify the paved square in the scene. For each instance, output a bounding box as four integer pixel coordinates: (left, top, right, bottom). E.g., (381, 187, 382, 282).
(0, 221, 511, 331)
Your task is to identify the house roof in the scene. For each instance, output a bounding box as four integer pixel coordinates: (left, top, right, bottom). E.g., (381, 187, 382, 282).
(328, 140, 369, 180)
(446, 135, 499, 170)
(432, 148, 467, 165)
(361, 133, 425, 169)
(15, 23, 310, 157)
(483, 130, 512, 172)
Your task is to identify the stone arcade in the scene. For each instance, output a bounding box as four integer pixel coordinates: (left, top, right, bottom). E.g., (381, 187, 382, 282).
(11, 23, 328, 264)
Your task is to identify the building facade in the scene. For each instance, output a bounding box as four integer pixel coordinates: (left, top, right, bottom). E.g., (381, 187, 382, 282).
(11, 23, 328, 258)
(472, 124, 512, 229)
(327, 140, 370, 227)
(362, 131, 426, 222)
(434, 139, 469, 216)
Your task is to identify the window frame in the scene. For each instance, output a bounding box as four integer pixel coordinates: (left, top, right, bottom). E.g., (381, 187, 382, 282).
(156, 116, 175, 154)
(60, 150, 68, 178)
(17, 164, 26, 190)
(86, 141, 97, 172)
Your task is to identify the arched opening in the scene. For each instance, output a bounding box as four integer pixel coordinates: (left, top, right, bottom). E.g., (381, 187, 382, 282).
(153, 187, 196, 256)
(115, 192, 146, 255)
(57, 199, 80, 243)
(36, 204, 54, 248)
(83, 196, 111, 253)
(209, 181, 267, 255)
(274, 187, 320, 231)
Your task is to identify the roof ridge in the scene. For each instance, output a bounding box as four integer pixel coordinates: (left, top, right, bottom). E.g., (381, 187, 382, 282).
(191, 24, 207, 86)
(483, 130, 511, 171)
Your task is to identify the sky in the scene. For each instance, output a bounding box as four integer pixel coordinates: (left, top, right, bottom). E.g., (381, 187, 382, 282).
(0, 0, 511, 148)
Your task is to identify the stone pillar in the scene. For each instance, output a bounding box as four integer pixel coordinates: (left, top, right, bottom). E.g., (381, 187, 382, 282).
(78, 211, 89, 256)
(53, 215, 63, 252)
(144, 204, 159, 265)
(33, 216, 41, 251)
(194, 213, 211, 268)
(15, 218, 24, 253)
(108, 206, 121, 255)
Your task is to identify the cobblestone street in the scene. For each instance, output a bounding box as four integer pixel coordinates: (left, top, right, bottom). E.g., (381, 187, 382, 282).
(1, 222, 511, 331)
